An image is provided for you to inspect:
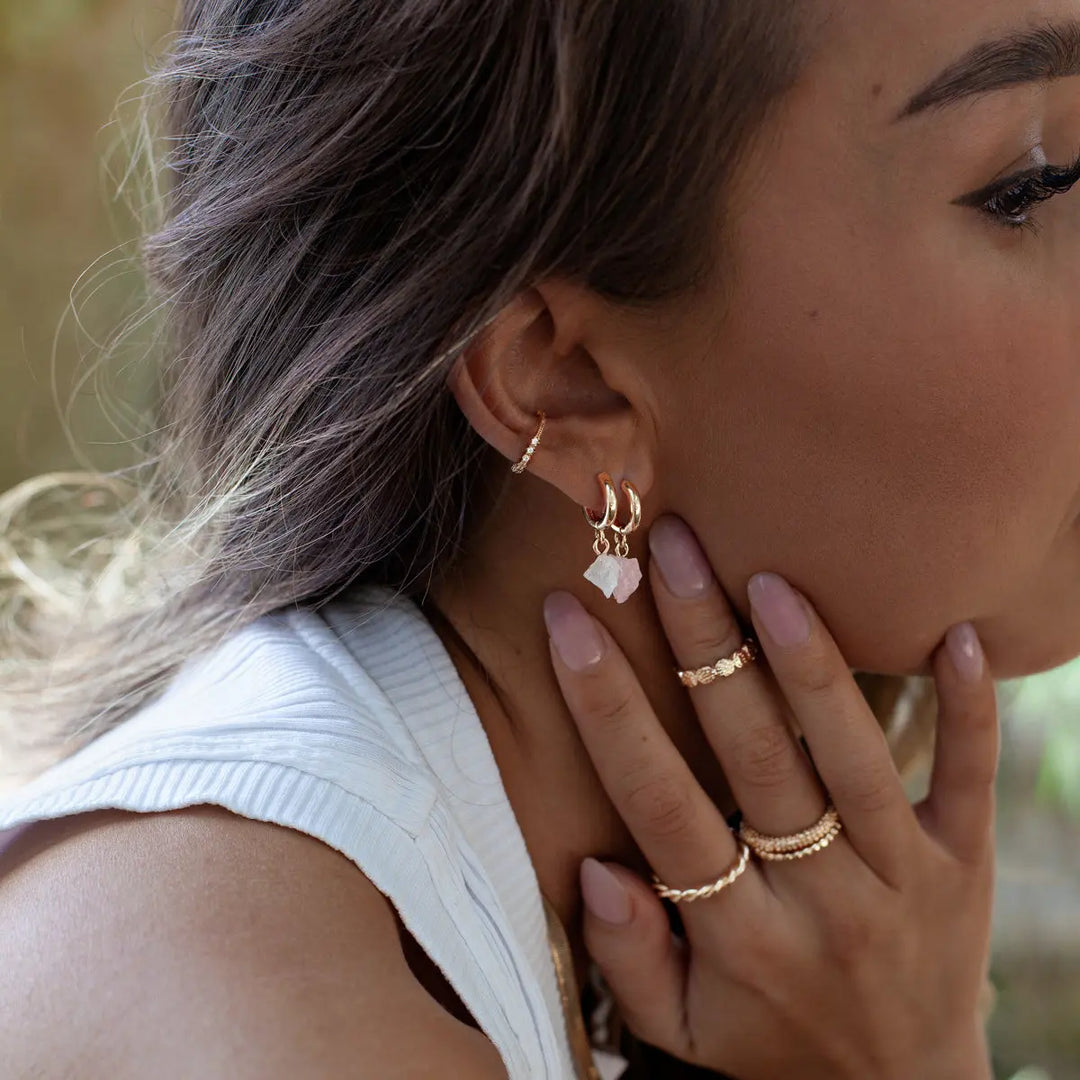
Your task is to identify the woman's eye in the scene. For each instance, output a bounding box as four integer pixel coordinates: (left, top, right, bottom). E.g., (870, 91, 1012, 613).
(956, 149, 1080, 234)
(983, 178, 1059, 229)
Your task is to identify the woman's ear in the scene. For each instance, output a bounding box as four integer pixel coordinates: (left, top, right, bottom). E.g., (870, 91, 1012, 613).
(446, 281, 656, 512)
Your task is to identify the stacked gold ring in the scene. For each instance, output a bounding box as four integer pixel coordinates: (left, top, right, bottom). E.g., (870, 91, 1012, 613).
(739, 803, 843, 861)
(650, 805, 844, 904)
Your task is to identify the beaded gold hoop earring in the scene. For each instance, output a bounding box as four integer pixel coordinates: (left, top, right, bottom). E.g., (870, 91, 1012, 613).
(511, 412, 546, 474)
(582, 472, 643, 603)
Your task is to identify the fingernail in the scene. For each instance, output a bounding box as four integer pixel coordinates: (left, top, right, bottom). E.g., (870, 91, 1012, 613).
(946, 622, 984, 684)
(648, 516, 712, 599)
(544, 592, 606, 671)
(580, 858, 632, 926)
(748, 572, 811, 647)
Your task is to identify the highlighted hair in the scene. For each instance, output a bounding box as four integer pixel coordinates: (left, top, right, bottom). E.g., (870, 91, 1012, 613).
(0, 1, 931, 785)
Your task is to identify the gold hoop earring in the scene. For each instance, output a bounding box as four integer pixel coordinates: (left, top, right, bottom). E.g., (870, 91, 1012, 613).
(582, 472, 643, 603)
(511, 412, 546, 474)
(610, 478, 641, 558)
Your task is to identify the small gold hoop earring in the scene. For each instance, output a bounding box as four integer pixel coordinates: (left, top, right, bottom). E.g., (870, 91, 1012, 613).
(582, 471, 619, 542)
(610, 479, 641, 558)
(511, 412, 546, 474)
(582, 472, 643, 603)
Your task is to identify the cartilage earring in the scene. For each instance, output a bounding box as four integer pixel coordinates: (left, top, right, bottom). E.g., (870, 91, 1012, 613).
(582, 472, 643, 603)
(511, 412, 546, 474)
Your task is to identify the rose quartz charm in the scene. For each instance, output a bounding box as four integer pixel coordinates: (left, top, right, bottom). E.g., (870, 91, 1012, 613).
(584, 554, 642, 603)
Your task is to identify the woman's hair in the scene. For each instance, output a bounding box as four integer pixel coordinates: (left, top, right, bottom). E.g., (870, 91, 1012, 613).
(0, 0, 935, 783)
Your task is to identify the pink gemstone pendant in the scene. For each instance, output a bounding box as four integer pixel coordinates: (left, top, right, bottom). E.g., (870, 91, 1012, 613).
(584, 554, 642, 603)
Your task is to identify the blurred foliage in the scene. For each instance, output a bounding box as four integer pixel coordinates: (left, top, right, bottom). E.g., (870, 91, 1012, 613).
(0, 0, 167, 494)
(1004, 664, 1080, 819)
(1, 0, 103, 53)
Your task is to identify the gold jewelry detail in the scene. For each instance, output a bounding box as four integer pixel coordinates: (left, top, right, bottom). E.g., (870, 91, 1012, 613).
(541, 896, 602, 1080)
(650, 841, 751, 904)
(582, 471, 620, 554)
(677, 638, 759, 687)
(739, 803, 843, 860)
(511, 411, 546, 474)
(752, 821, 843, 861)
(582, 472, 645, 602)
(609, 478, 641, 559)
(583, 472, 641, 557)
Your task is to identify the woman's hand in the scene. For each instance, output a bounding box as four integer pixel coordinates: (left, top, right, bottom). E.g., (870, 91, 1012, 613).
(543, 515, 998, 1080)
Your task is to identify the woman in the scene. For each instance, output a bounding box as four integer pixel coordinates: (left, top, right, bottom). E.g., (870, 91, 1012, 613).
(0, 0, 1076, 1075)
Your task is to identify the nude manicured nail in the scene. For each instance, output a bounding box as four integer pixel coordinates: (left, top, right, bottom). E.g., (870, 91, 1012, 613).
(748, 572, 811, 647)
(580, 858, 632, 925)
(648, 515, 711, 598)
(543, 592, 606, 671)
(946, 622, 984, 684)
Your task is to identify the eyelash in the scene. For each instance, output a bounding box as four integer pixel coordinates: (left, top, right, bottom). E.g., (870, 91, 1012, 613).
(966, 147, 1080, 235)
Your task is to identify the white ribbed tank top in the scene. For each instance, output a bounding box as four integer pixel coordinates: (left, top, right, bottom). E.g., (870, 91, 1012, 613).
(0, 586, 627, 1080)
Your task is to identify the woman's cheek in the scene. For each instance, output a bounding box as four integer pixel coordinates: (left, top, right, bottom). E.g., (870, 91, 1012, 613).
(703, 203, 1080, 674)
(745, 355, 1065, 674)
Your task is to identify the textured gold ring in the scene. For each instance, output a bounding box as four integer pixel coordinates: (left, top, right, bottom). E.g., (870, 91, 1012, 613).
(650, 841, 752, 904)
(676, 638, 759, 688)
(739, 803, 843, 859)
(752, 822, 843, 861)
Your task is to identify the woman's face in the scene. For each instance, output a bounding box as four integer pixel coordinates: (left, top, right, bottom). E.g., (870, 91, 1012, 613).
(658, 0, 1080, 678)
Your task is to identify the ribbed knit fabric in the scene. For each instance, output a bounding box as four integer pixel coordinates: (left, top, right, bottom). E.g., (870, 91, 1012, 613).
(0, 585, 612, 1079)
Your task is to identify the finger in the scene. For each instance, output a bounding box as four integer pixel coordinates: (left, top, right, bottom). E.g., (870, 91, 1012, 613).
(578, 858, 691, 1057)
(543, 591, 754, 898)
(648, 516, 829, 836)
(920, 623, 999, 863)
(747, 572, 918, 880)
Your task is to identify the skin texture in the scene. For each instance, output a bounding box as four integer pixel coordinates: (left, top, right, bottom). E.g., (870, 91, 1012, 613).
(437, 0, 1080, 974)
(0, 808, 507, 1078)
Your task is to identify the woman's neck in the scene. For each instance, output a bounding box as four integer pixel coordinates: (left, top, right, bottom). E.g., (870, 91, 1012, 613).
(426, 474, 735, 985)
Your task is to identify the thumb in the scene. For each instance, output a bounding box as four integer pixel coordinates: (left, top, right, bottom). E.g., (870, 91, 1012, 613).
(579, 858, 689, 1054)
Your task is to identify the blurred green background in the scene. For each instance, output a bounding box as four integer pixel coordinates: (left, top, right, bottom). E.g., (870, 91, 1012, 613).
(1, 1, 1077, 1075)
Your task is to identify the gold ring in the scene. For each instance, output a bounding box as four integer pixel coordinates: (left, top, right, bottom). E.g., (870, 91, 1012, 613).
(650, 841, 752, 904)
(676, 638, 759, 687)
(739, 803, 843, 859)
(752, 822, 843, 861)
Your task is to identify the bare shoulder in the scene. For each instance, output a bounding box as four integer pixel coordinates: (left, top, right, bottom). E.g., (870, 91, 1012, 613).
(0, 805, 508, 1079)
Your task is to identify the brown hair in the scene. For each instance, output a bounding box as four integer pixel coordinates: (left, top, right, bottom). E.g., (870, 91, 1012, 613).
(1, 0, 930, 780)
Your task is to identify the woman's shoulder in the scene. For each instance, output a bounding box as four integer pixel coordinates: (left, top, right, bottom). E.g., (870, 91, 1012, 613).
(0, 589, 566, 1078)
(0, 804, 508, 1079)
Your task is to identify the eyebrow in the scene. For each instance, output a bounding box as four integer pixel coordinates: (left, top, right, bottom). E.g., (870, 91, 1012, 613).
(896, 20, 1080, 121)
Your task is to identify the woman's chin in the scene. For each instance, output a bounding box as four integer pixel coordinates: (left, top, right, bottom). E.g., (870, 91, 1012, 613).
(982, 624, 1080, 681)
(878, 619, 1080, 682)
